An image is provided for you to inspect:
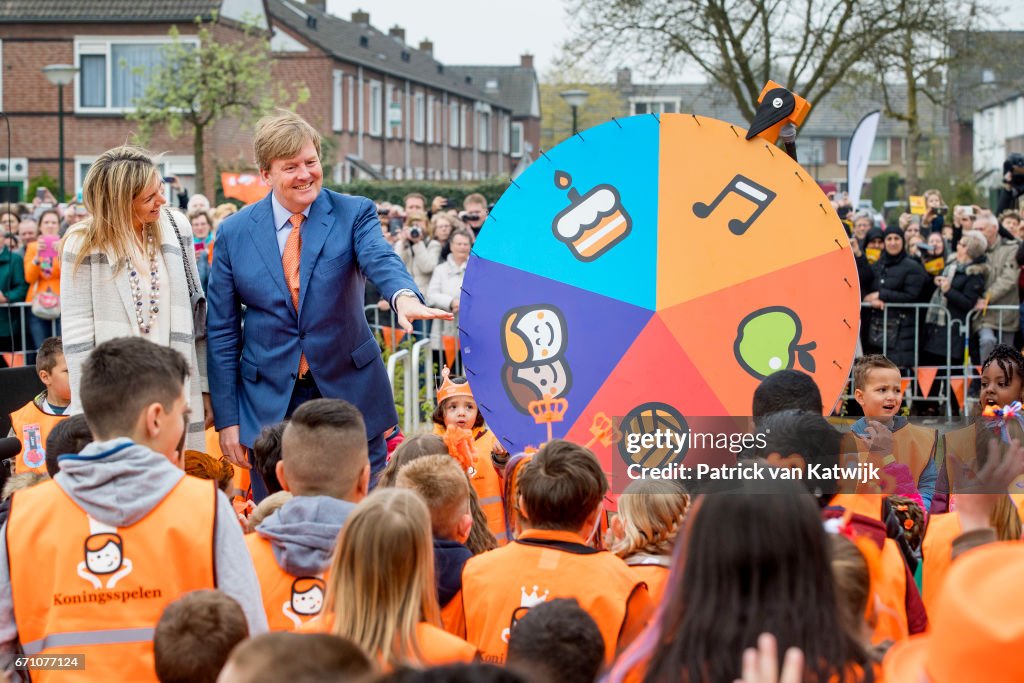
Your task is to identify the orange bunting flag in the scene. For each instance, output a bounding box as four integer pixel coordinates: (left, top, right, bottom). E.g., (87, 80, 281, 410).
(916, 366, 938, 398)
(220, 172, 268, 205)
(379, 326, 406, 351)
(1, 353, 24, 368)
(950, 378, 965, 409)
(900, 378, 911, 396)
(442, 335, 459, 368)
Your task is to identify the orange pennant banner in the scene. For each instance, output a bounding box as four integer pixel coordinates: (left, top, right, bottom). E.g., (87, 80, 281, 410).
(379, 326, 406, 351)
(950, 378, 965, 409)
(442, 335, 460, 369)
(900, 378, 911, 396)
(220, 172, 268, 206)
(1, 353, 24, 368)
(917, 366, 938, 397)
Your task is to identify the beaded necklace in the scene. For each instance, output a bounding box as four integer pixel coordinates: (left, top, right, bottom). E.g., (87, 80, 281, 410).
(128, 225, 160, 335)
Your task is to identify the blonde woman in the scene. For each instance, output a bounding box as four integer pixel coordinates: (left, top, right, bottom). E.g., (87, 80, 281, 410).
(609, 479, 689, 605)
(316, 488, 476, 669)
(61, 146, 211, 451)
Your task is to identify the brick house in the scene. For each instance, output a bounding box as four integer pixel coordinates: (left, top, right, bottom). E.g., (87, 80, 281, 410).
(0, 0, 268, 202)
(268, 1, 520, 183)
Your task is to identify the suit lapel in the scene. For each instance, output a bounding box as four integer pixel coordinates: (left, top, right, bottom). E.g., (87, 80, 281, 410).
(247, 195, 292, 303)
(298, 191, 336, 317)
(112, 259, 138, 327)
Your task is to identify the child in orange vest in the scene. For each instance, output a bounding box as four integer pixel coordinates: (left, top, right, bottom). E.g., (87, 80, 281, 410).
(608, 479, 689, 606)
(448, 440, 651, 665)
(313, 487, 476, 669)
(395, 454, 474, 627)
(7, 337, 69, 474)
(245, 399, 369, 631)
(432, 366, 508, 543)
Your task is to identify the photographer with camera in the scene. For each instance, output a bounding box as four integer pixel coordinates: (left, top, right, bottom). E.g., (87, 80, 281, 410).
(393, 210, 441, 339)
(459, 193, 489, 237)
(998, 153, 1024, 215)
(922, 189, 947, 236)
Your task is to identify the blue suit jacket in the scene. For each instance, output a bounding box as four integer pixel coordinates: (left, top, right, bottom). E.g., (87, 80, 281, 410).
(207, 189, 419, 447)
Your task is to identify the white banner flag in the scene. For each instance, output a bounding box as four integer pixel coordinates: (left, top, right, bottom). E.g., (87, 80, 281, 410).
(847, 111, 881, 208)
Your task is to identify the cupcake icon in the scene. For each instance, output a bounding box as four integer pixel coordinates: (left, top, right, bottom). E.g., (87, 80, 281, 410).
(551, 171, 632, 262)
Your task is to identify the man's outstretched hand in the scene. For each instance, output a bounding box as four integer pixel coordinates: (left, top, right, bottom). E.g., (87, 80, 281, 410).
(394, 294, 453, 333)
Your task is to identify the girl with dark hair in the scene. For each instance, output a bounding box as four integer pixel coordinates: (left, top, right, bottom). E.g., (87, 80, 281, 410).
(607, 480, 875, 683)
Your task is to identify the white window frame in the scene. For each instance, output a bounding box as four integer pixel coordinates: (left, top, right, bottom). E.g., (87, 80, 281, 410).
(478, 111, 491, 152)
(629, 97, 680, 116)
(0, 40, 4, 111)
(76, 154, 194, 197)
(459, 104, 468, 149)
(837, 137, 890, 166)
(332, 70, 343, 132)
(511, 121, 523, 157)
(414, 92, 426, 142)
(347, 74, 355, 131)
(449, 102, 459, 147)
(427, 95, 435, 144)
(74, 35, 200, 114)
(368, 80, 382, 136)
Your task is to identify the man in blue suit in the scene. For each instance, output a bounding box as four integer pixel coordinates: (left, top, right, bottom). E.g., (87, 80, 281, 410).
(207, 112, 450, 497)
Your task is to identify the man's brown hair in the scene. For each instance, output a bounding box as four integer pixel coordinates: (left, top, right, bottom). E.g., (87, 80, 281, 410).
(852, 354, 899, 391)
(80, 337, 189, 440)
(517, 440, 607, 531)
(154, 590, 248, 683)
(396, 454, 470, 538)
(36, 336, 63, 374)
(253, 111, 322, 171)
(281, 399, 368, 498)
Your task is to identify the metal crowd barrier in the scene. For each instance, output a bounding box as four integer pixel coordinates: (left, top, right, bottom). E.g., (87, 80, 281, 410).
(0, 302, 59, 366)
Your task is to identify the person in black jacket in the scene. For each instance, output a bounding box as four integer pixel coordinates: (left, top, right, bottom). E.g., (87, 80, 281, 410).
(863, 226, 929, 367)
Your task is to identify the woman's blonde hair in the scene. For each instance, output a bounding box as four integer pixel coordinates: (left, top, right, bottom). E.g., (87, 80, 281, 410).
(324, 488, 440, 668)
(73, 145, 160, 274)
(611, 479, 689, 559)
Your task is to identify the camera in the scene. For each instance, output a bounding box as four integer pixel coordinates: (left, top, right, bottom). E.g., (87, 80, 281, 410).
(388, 217, 404, 235)
(462, 211, 481, 222)
(409, 227, 422, 240)
(936, 206, 947, 216)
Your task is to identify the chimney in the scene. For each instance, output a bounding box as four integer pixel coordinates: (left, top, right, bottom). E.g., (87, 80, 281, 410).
(304, 0, 326, 10)
(351, 9, 369, 24)
(616, 67, 632, 89)
(520, 53, 534, 69)
(419, 39, 433, 55)
(388, 25, 405, 43)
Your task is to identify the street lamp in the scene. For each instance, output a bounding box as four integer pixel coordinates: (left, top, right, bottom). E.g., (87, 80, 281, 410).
(43, 64, 79, 201)
(560, 89, 590, 136)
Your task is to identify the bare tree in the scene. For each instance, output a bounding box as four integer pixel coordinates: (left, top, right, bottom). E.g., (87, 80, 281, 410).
(563, 0, 937, 124)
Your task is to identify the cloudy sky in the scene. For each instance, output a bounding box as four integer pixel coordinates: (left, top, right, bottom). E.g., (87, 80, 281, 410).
(326, 0, 1024, 81)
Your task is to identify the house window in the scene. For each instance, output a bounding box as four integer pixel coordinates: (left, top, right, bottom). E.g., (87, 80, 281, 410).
(795, 138, 825, 165)
(414, 92, 426, 142)
(332, 70, 344, 132)
(478, 111, 490, 151)
(838, 137, 890, 165)
(369, 80, 382, 136)
(449, 102, 459, 146)
(459, 104, 468, 148)
(982, 69, 995, 84)
(631, 99, 677, 116)
(75, 37, 197, 112)
(511, 122, 523, 157)
(347, 75, 355, 131)
(0, 40, 4, 110)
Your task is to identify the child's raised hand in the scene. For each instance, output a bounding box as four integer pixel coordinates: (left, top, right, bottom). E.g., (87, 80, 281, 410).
(734, 633, 804, 683)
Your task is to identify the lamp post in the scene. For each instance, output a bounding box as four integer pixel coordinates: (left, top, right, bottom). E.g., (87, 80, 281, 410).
(559, 89, 590, 137)
(43, 64, 79, 201)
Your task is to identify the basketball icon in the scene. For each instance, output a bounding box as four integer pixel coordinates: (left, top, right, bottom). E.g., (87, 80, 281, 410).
(618, 402, 689, 469)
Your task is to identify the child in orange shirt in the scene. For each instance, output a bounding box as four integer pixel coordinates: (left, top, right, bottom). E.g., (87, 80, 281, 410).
(432, 367, 508, 542)
(7, 337, 69, 473)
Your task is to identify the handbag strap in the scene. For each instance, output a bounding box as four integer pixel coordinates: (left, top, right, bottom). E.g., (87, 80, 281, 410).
(164, 208, 199, 299)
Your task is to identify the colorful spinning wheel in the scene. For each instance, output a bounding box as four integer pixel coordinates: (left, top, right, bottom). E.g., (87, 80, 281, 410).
(460, 114, 860, 469)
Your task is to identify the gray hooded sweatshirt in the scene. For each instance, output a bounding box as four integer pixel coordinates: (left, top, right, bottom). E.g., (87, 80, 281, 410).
(0, 438, 268, 655)
(255, 495, 357, 576)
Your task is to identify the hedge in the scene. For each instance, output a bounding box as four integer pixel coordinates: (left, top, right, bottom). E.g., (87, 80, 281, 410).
(324, 179, 512, 206)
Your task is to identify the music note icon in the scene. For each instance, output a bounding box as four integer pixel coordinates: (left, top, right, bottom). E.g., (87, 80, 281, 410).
(692, 174, 777, 235)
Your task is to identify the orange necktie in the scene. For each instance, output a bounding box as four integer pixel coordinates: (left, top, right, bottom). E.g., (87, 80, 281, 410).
(282, 213, 309, 376)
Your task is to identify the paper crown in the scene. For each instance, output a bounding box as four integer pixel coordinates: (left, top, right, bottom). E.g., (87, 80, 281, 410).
(437, 366, 474, 404)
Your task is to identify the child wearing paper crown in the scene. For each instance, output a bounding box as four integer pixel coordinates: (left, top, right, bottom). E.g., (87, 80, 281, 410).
(432, 367, 509, 543)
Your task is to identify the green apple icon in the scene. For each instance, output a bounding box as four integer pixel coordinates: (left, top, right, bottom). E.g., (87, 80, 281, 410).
(734, 306, 816, 380)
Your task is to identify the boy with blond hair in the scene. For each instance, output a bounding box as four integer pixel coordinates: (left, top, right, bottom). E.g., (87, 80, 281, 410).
(8, 337, 70, 474)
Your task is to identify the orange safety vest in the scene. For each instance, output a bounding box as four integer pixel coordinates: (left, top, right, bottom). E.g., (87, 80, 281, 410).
(841, 423, 937, 486)
(625, 558, 671, 606)
(6, 476, 217, 682)
(920, 512, 961, 616)
(9, 401, 67, 474)
(458, 528, 650, 664)
(245, 533, 328, 631)
(943, 424, 977, 494)
(308, 612, 476, 668)
(874, 537, 910, 644)
(433, 424, 508, 543)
